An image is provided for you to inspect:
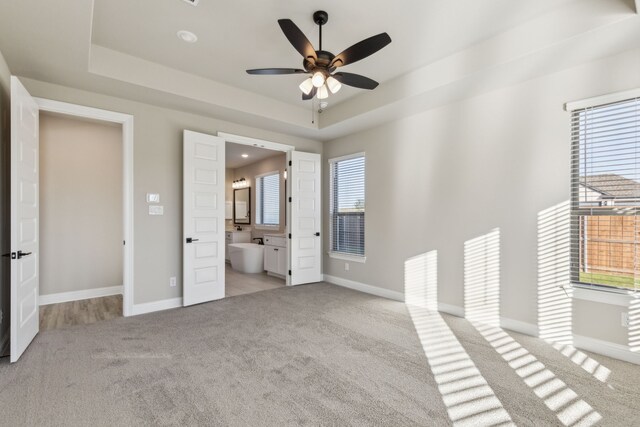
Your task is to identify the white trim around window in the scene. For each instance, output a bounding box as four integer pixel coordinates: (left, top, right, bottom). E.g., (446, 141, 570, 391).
(328, 252, 367, 263)
(329, 152, 366, 260)
(565, 87, 640, 112)
(570, 284, 636, 307)
(255, 170, 280, 228)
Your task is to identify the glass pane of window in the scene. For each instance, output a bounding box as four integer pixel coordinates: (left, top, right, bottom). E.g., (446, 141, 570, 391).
(330, 156, 365, 256)
(256, 173, 279, 226)
(571, 98, 640, 291)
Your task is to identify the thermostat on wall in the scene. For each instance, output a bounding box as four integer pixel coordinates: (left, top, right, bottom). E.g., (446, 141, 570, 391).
(147, 193, 160, 203)
(149, 205, 164, 216)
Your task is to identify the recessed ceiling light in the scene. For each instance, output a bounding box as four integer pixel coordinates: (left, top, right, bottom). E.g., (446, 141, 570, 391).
(241, 154, 249, 158)
(177, 30, 198, 43)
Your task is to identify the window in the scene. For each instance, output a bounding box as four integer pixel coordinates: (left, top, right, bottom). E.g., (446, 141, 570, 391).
(255, 171, 280, 227)
(329, 153, 365, 258)
(570, 96, 640, 292)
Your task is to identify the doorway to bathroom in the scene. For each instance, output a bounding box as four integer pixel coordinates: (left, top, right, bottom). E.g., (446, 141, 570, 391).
(224, 140, 287, 297)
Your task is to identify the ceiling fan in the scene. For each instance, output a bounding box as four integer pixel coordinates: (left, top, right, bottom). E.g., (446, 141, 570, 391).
(246, 11, 391, 101)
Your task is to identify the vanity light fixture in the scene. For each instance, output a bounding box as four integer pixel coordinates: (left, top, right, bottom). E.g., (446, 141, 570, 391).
(241, 153, 249, 158)
(232, 178, 249, 189)
(177, 30, 198, 43)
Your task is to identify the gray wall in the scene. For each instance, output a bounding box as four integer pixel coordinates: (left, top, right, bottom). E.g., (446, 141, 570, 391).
(0, 48, 10, 354)
(39, 113, 123, 296)
(228, 153, 287, 239)
(21, 78, 322, 305)
(323, 48, 640, 346)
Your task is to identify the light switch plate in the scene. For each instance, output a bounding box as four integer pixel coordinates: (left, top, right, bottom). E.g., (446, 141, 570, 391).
(146, 193, 160, 203)
(149, 205, 164, 216)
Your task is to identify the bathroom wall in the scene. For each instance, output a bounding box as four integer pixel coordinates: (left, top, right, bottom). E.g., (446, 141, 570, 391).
(225, 168, 234, 230)
(226, 153, 287, 239)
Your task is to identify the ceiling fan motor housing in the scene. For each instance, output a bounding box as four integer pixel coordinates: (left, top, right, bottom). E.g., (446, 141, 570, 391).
(304, 50, 335, 73)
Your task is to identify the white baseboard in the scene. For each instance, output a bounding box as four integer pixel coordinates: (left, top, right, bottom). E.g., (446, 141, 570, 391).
(131, 297, 183, 316)
(438, 303, 464, 317)
(39, 286, 123, 306)
(323, 275, 404, 301)
(574, 334, 640, 365)
(500, 317, 539, 337)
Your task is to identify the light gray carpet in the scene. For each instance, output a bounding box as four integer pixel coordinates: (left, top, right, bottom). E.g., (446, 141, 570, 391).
(0, 283, 639, 426)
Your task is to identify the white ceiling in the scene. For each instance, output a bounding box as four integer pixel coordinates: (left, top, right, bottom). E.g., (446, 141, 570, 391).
(0, 0, 639, 140)
(91, 0, 576, 107)
(226, 142, 282, 169)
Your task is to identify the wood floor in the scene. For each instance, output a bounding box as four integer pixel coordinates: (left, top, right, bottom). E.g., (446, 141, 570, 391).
(225, 264, 286, 297)
(38, 268, 283, 331)
(39, 295, 122, 331)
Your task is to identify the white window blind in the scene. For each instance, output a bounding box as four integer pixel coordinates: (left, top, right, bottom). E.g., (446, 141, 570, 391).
(570, 97, 640, 292)
(256, 172, 280, 226)
(329, 154, 365, 256)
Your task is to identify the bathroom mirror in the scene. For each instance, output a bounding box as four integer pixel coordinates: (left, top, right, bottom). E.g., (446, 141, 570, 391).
(233, 188, 251, 224)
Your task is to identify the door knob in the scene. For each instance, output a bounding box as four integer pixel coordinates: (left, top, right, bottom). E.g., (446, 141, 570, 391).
(17, 250, 32, 259)
(186, 237, 200, 244)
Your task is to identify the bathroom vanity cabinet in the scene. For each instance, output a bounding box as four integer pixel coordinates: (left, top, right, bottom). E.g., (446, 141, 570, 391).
(264, 234, 287, 277)
(225, 230, 251, 261)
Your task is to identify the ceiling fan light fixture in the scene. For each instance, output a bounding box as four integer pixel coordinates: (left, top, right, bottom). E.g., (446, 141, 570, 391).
(311, 71, 326, 88)
(326, 76, 342, 94)
(299, 78, 314, 95)
(317, 85, 329, 100)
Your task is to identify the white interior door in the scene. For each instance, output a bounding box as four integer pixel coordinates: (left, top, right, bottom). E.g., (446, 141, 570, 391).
(288, 151, 322, 285)
(183, 130, 225, 306)
(10, 76, 39, 363)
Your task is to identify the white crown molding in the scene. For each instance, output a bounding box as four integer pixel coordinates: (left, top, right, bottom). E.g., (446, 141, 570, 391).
(319, 0, 640, 140)
(89, 45, 316, 132)
(39, 286, 123, 306)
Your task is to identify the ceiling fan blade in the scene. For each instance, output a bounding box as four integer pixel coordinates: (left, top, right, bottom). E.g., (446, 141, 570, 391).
(278, 19, 317, 60)
(246, 68, 306, 75)
(330, 33, 392, 68)
(333, 72, 379, 90)
(302, 87, 317, 101)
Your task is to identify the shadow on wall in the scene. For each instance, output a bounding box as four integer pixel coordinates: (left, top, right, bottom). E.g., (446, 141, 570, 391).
(537, 201, 610, 382)
(464, 228, 602, 426)
(404, 251, 514, 426)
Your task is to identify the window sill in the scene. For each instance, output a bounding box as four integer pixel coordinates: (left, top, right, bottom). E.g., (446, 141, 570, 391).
(570, 283, 637, 307)
(328, 252, 366, 263)
(254, 225, 280, 230)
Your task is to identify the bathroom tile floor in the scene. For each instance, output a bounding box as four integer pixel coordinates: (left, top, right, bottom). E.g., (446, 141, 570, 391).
(225, 263, 286, 297)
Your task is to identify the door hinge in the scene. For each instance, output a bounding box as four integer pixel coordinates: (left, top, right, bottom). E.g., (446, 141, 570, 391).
(289, 160, 292, 166)
(288, 270, 291, 276)
(288, 197, 292, 203)
(123, 240, 126, 245)
(288, 233, 291, 239)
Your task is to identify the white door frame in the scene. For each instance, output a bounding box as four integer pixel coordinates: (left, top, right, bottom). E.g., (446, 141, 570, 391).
(34, 98, 135, 317)
(217, 132, 295, 286)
